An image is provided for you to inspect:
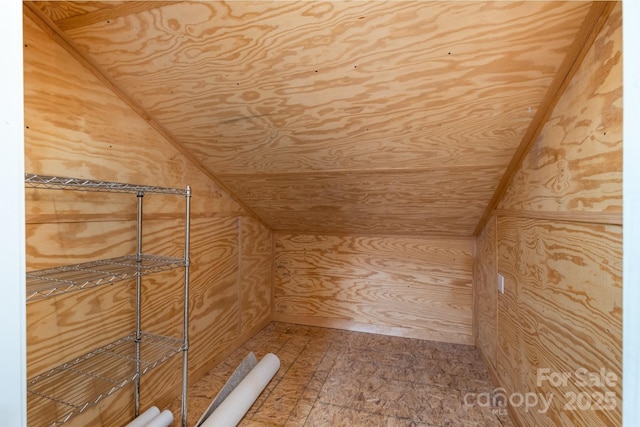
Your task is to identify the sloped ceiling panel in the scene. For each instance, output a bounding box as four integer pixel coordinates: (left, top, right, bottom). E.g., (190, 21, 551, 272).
(33, 1, 592, 236)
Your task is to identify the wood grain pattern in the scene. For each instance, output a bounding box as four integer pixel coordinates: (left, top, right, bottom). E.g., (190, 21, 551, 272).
(274, 234, 473, 344)
(23, 7, 246, 218)
(61, 1, 588, 174)
(494, 241, 524, 410)
(24, 2, 270, 226)
(473, 215, 497, 371)
(25, 187, 138, 224)
(25, 185, 239, 225)
(496, 2, 622, 217)
(497, 217, 621, 427)
(494, 209, 622, 227)
(53, 2, 181, 31)
(26, 220, 137, 270)
(239, 217, 273, 336)
(473, 6, 623, 427)
(27, 283, 135, 378)
(181, 217, 240, 372)
(35, 0, 591, 236)
(32, 1, 121, 22)
(24, 11, 273, 426)
(474, 2, 617, 236)
(221, 167, 503, 235)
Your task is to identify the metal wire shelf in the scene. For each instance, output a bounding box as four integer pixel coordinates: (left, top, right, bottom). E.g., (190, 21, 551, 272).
(26, 254, 187, 302)
(27, 332, 184, 427)
(24, 172, 192, 426)
(25, 173, 187, 195)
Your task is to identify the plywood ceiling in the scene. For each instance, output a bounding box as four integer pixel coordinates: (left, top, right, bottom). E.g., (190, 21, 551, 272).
(30, 1, 598, 236)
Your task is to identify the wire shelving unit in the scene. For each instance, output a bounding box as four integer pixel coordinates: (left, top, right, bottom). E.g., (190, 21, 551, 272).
(25, 173, 191, 427)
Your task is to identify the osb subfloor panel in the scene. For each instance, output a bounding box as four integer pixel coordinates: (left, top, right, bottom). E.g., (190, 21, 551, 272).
(169, 322, 514, 426)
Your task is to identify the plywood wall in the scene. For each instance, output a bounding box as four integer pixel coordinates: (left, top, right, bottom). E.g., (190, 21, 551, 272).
(24, 12, 272, 427)
(473, 3, 622, 426)
(474, 215, 497, 370)
(274, 233, 473, 344)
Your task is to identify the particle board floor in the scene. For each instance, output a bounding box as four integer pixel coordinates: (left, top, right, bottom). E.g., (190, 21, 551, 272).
(169, 322, 514, 426)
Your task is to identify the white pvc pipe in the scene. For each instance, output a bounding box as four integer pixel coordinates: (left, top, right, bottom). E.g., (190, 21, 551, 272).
(124, 406, 160, 427)
(200, 353, 280, 427)
(144, 409, 174, 427)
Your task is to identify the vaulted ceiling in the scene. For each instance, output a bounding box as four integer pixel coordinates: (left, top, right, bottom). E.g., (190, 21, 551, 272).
(28, 1, 606, 236)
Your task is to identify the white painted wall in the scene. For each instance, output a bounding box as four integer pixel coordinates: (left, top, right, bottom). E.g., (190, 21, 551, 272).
(623, 2, 640, 426)
(0, 0, 25, 426)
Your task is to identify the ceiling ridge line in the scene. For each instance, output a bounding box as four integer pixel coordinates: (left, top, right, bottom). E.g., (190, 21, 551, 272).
(472, 1, 617, 237)
(217, 164, 506, 178)
(271, 230, 475, 240)
(23, 2, 270, 230)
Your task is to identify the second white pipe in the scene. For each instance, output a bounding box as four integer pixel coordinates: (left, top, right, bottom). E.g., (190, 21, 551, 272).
(200, 353, 280, 427)
(145, 409, 174, 427)
(125, 406, 160, 427)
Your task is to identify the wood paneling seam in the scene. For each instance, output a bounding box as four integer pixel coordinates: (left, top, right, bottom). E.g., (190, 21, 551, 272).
(218, 164, 508, 179)
(494, 209, 622, 226)
(271, 230, 475, 241)
(271, 232, 276, 320)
